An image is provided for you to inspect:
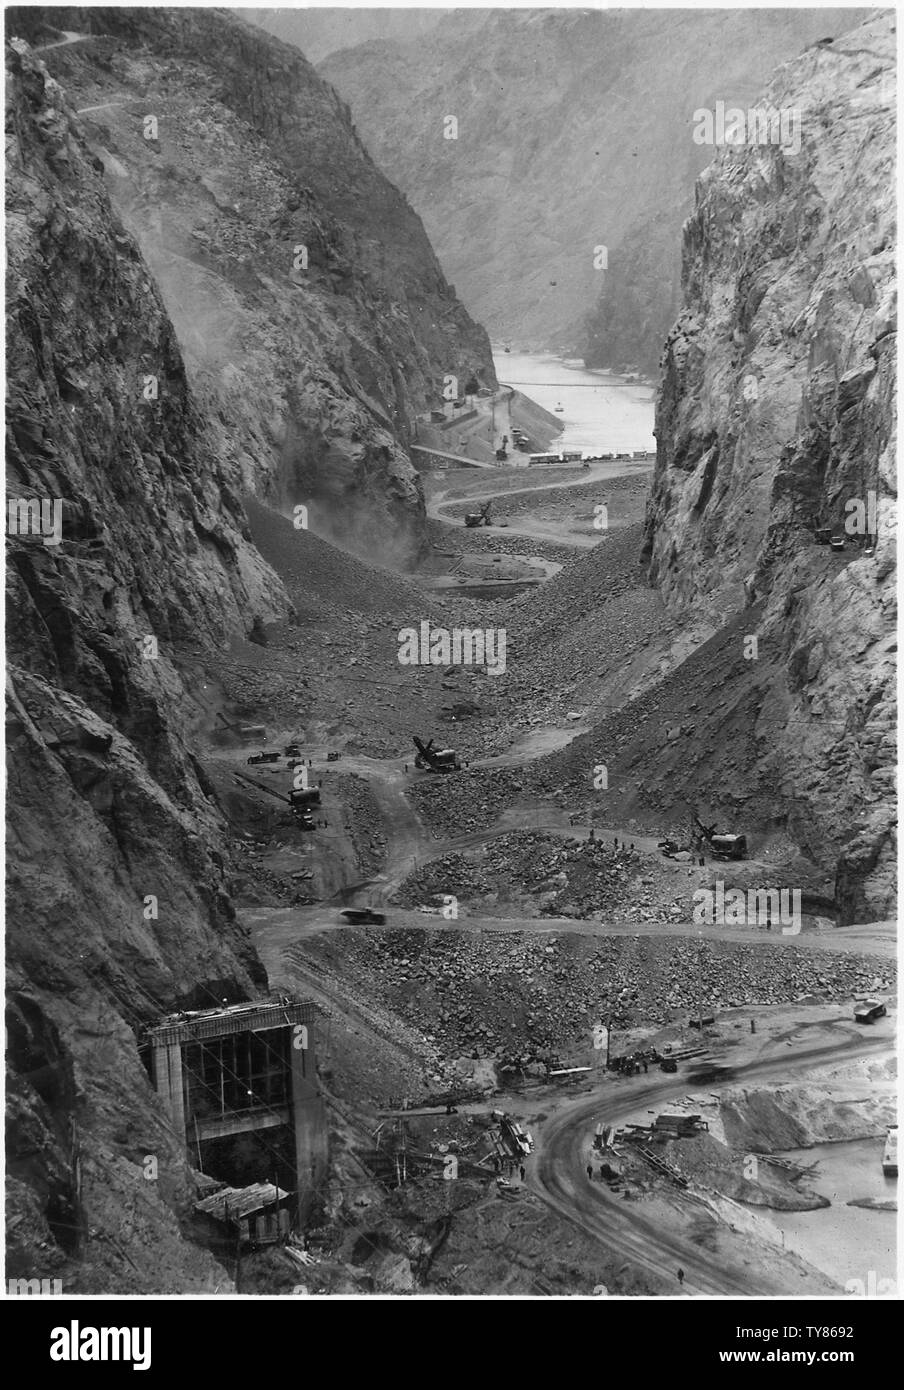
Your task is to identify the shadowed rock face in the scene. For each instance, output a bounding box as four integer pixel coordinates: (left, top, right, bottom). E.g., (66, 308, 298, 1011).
(646, 12, 896, 923)
(6, 35, 279, 1289)
(7, 5, 496, 566)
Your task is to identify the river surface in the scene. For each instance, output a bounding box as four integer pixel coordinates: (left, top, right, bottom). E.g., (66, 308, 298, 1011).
(773, 1137, 897, 1290)
(493, 350, 656, 454)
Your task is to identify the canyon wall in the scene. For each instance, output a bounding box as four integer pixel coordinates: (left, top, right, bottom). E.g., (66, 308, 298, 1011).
(645, 11, 896, 921)
(5, 5, 492, 1288)
(9, 6, 495, 562)
(309, 7, 866, 369)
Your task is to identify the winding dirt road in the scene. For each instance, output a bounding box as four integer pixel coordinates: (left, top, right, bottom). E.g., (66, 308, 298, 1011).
(532, 1029, 892, 1296)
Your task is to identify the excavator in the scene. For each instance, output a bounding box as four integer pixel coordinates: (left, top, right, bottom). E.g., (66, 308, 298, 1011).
(694, 814, 747, 860)
(464, 501, 492, 528)
(413, 736, 461, 773)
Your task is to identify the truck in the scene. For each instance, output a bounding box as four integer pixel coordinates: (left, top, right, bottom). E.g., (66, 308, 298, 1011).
(710, 832, 747, 860)
(247, 751, 281, 765)
(289, 788, 321, 809)
(413, 736, 461, 773)
(339, 907, 386, 925)
(882, 1126, 897, 1176)
(854, 999, 887, 1024)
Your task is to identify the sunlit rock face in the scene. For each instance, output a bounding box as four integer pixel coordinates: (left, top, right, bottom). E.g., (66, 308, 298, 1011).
(646, 12, 896, 922)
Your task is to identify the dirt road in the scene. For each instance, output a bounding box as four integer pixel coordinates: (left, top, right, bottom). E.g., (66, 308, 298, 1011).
(533, 1030, 892, 1295)
(426, 459, 649, 548)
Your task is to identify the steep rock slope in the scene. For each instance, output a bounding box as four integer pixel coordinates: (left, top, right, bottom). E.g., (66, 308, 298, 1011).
(10, 6, 494, 562)
(310, 7, 865, 369)
(5, 36, 289, 1288)
(644, 11, 896, 921)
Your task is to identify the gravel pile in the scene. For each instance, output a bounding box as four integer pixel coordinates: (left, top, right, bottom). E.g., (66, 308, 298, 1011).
(309, 928, 896, 1058)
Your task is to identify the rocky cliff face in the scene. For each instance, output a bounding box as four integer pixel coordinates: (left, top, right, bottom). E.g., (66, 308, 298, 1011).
(6, 34, 282, 1289)
(310, 7, 865, 368)
(645, 11, 896, 921)
(4, 7, 492, 1291)
(9, 6, 494, 563)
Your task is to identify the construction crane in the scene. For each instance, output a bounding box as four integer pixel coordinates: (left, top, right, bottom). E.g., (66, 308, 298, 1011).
(413, 736, 461, 773)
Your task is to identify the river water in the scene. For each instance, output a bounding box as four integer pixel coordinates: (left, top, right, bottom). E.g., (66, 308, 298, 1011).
(774, 1137, 897, 1290)
(493, 350, 656, 454)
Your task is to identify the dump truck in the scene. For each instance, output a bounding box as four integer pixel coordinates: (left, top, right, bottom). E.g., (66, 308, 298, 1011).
(339, 907, 386, 925)
(413, 736, 461, 773)
(289, 788, 321, 809)
(854, 1000, 887, 1024)
(464, 501, 492, 527)
(247, 751, 281, 765)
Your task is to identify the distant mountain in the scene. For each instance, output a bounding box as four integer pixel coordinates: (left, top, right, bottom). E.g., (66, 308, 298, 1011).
(301, 7, 868, 372)
(238, 7, 444, 64)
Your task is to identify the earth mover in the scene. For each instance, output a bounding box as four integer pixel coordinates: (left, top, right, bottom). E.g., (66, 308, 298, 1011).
(693, 814, 747, 860)
(464, 501, 492, 528)
(413, 736, 461, 773)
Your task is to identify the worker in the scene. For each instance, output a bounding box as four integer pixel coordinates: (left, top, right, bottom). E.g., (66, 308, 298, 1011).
(587, 1164, 593, 1181)
(677, 1268, 685, 1286)
(588, 827, 595, 842)
(520, 1165, 526, 1181)
(630, 842, 634, 850)
(614, 836, 618, 848)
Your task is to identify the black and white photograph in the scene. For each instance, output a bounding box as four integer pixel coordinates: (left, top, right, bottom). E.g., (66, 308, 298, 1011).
(4, 0, 897, 1334)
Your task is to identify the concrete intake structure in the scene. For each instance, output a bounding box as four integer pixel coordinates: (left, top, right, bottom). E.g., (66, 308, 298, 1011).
(147, 1001, 326, 1219)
